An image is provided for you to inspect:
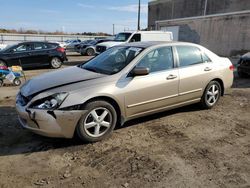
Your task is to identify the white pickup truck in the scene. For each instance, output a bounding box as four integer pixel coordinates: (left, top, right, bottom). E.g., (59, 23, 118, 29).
(96, 31, 173, 54)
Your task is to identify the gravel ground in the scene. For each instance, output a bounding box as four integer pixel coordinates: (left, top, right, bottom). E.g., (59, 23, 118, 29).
(0, 54, 249, 188)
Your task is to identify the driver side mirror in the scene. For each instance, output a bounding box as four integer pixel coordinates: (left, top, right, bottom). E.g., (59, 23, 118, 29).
(131, 67, 149, 76)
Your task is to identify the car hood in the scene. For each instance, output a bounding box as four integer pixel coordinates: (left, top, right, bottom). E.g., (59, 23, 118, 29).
(20, 66, 106, 97)
(98, 41, 125, 48)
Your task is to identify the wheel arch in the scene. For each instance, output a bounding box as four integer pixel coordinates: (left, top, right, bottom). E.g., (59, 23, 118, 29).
(81, 96, 123, 126)
(211, 78, 225, 96)
(51, 56, 63, 62)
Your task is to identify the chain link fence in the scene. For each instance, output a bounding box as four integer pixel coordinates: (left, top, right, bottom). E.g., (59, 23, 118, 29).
(0, 33, 105, 45)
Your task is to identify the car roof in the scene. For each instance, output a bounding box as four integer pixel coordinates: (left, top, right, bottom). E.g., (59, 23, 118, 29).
(118, 41, 197, 48)
(16, 41, 58, 45)
(242, 52, 250, 60)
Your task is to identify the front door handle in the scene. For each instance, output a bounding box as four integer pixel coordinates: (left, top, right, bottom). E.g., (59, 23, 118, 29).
(166, 74, 177, 80)
(204, 67, 212, 71)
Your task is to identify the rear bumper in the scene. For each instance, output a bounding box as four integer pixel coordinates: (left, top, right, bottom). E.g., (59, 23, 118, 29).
(62, 53, 68, 62)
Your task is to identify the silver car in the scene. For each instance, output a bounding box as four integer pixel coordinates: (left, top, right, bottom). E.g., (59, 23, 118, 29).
(16, 41, 234, 142)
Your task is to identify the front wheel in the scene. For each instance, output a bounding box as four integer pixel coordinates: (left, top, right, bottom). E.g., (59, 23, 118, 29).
(50, 57, 62, 69)
(86, 48, 95, 56)
(200, 81, 221, 109)
(76, 101, 117, 143)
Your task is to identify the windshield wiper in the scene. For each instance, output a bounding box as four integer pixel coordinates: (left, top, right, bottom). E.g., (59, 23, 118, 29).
(83, 66, 99, 73)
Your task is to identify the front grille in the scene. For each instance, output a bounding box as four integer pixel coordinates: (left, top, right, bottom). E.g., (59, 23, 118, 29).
(16, 93, 31, 106)
(96, 45, 107, 53)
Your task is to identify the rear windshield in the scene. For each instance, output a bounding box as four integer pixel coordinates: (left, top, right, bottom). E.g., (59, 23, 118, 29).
(47, 43, 59, 49)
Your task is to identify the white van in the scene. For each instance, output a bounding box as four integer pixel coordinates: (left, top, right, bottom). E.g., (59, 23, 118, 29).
(96, 31, 173, 54)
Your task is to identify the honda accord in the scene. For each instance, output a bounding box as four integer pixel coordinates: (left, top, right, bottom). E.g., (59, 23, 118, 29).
(16, 41, 234, 142)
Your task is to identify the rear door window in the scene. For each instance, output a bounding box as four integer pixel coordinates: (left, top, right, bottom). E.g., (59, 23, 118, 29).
(176, 46, 203, 67)
(34, 43, 48, 50)
(202, 53, 212, 62)
(47, 43, 58, 49)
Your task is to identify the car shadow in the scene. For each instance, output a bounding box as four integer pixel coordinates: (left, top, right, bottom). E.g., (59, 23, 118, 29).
(0, 103, 203, 157)
(63, 60, 86, 67)
(0, 106, 84, 156)
(21, 60, 87, 71)
(120, 103, 203, 130)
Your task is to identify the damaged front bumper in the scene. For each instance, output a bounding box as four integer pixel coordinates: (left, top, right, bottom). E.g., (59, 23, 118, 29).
(16, 103, 86, 138)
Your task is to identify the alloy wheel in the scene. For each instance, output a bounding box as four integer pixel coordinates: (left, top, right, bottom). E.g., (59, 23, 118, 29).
(206, 84, 220, 106)
(51, 58, 61, 69)
(83, 107, 112, 138)
(87, 48, 95, 56)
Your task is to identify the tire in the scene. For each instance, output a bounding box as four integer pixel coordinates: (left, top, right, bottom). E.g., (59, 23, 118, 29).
(0, 79, 3, 87)
(200, 81, 221, 109)
(76, 100, 117, 143)
(86, 48, 95, 56)
(0, 60, 7, 67)
(13, 78, 21, 86)
(50, 57, 62, 69)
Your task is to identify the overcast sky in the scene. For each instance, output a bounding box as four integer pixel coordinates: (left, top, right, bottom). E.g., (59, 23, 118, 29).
(0, 0, 149, 34)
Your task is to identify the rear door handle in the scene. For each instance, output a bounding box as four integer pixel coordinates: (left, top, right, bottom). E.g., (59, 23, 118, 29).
(166, 74, 177, 80)
(204, 67, 212, 71)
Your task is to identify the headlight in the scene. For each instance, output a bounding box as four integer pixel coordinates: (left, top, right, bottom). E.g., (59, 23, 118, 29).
(30, 92, 68, 109)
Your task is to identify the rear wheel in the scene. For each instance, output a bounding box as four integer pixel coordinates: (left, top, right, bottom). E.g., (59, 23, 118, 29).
(50, 57, 62, 69)
(13, 78, 21, 86)
(0, 60, 7, 67)
(76, 100, 117, 143)
(201, 81, 221, 109)
(86, 48, 95, 56)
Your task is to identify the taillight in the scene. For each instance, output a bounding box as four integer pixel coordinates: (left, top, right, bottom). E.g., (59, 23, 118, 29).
(229, 64, 234, 71)
(56, 47, 65, 53)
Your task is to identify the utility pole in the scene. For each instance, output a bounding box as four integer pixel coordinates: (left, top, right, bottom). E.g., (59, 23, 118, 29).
(137, 0, 141, 31)
(113, 24, 115, 35)
(171, 1, 175, 19)
(204, 0, 208, 16)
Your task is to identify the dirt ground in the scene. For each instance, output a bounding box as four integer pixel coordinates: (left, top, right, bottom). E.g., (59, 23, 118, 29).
(0, 54, 249, 188)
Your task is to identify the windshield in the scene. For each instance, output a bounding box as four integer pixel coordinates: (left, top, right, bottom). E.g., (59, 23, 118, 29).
(88, 40, 97, 45)
(81, 46, 143, 75)
(114, 33, 132, 42)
